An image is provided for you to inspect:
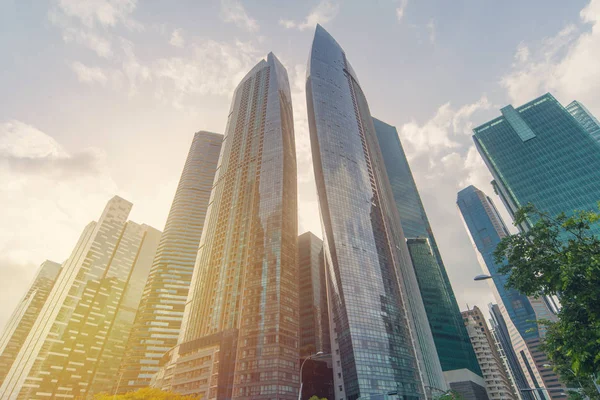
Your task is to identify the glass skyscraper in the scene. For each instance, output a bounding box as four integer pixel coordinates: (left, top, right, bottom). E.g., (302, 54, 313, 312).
(298, 231, 330, 357)
(307, 25, 444, 399)
(457, 185, 565, 400)
(0, 260, 61, 384)
(117, 131, 222, 393)
(0, 196, 161, 400)
(169, 52, 298, 399)
(373, 118, 484, 396)
(473, 93, 600, 231)
(565, 100, 600, 143)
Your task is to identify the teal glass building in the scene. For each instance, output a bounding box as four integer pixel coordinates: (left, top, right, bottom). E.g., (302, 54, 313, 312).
(473, 93, 600, 230)
(566, 100, 600, 143)
(373, 119, 485, 396)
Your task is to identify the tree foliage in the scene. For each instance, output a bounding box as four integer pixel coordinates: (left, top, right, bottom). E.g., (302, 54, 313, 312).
(94, 387, 200, 400)
(435, 390, 464, 400)
(494, 204, 600, 399)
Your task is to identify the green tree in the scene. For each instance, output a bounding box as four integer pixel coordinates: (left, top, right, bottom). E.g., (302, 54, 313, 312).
(435, 390, 464, 400)
(94, 387, 200, 400)
(494, 204, 600, 399)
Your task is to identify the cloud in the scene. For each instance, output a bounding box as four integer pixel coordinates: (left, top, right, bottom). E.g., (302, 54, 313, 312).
(500, 0, 600, 113)
(396, 0, 408, 21)
(69, 61, 108, 84)
(54, 0, 141, 29)
(153, 39, 262, 103)
(0, 120, 119, 328)
(220, 0, 259, 32)
(169, 29, 184, 48)
(427, 19, 436, 44)
(279, 0, 339, 31)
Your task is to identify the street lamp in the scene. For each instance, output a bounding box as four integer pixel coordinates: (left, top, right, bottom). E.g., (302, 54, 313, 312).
(298, 351, 329, 400)
(474, 274, 494, 281)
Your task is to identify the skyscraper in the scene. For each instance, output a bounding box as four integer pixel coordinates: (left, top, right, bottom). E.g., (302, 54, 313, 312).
(307, 25, 444, 399)
(162, 52, 298, 399)
(462, 306, 516, 400)
(298, 232, 333, 400)
(0, 260, 61, 384)
(489, 303, 534, 400)
(457, 185, 565, 400)
(0, 196, 161, 400)
(117, 131, 222, 392)
(373, 118, 484, 396)
(565, 100, 600, 142)
(473, 93, 600, 231)
(298, 231, 330, 357)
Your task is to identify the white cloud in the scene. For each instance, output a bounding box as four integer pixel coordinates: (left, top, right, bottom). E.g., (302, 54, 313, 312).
(396, 0, 408, 21)
(427, 19, 436, 44)
(153, 39, 261, 102)
(55, 0, 141, 29)
(69, 61, 108, 84)
(169, 29, 184, 48)
(279, 0, 339, 31)
(0, 120, 119, 328)
(220, 0, 259, 32)
(500, 0, 600, 113)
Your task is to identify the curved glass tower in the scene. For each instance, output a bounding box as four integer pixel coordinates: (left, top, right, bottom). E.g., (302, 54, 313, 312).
(179, 52, 298, 399)
(307, 25, 442, 400)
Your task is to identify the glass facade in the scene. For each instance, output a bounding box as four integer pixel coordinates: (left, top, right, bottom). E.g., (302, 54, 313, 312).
(0, 260, 61, 384)
(307, 24, 434, 400)
(298, 231, 330, 357)
(178, 52, 298, 399)
(473, 93, 600, 233)
(461, 306, 516, 400)
(489, 304, 536, 400)
(0, 197, 162, 400)
(373, 118, 482, 384)
(457, 185, 565, 400)
(117, 131, 222, 392)
(565, 100, 600, 143)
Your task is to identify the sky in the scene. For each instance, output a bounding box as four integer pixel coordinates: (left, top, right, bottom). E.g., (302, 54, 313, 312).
(1, 0, 600, 329)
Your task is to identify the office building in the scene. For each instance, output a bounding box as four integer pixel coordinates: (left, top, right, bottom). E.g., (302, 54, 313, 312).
(457, 185, 565, 399)
(0, 196, 161, 399)
(117, 131, 222, 392)
(0, 261, 61, 384)
(298, 231, 330, 357)
(307, 24, 445, 399)
(158, 52, 298, 400)
(565, 100, 600, 142)
(473, 93, 600, 232)
(462, 307, 516, 400)
(489, 304, 533, 400)
(373, 118, 485, 397)
(298, 232, 333, 400)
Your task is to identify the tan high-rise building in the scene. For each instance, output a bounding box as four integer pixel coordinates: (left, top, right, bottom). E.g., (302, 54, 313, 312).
(117, 131, 222, 393)
(0, 260, 61, 384)
(0, 196, 161, 400)
(155, 52, 298, 400)
(463, 306, 517, 400)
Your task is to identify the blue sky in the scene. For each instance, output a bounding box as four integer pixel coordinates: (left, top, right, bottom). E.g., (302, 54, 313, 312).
(1, 0, 599, 326)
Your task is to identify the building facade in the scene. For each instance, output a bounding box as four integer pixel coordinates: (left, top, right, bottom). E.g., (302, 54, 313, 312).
(298, 231, 330, 357)
(165, 52, 298, 400)
(0, 196, 161, 400)
(0, 260, 62, 384)
(298, 232, 333, 400)
(307, 24, 444, 400)
(462, 307, 516, 400)
(373, 118, 484, 397)
(473, 93, 600, 232)
(117, 131, 222, 393)
(565, 100, 600, 143)
(457, 185, 565, 400)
